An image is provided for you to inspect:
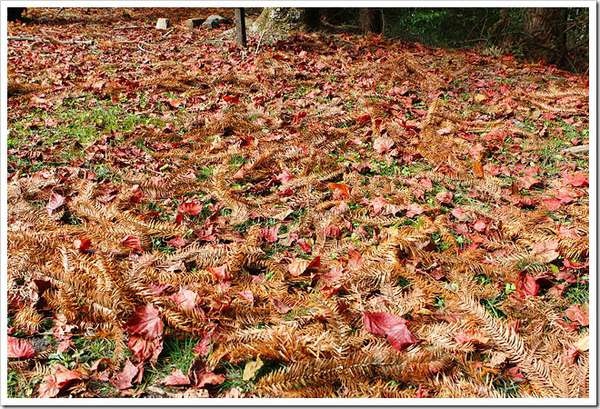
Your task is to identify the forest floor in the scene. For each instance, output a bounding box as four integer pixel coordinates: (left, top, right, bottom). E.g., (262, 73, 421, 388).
(6, 8, 590, 399)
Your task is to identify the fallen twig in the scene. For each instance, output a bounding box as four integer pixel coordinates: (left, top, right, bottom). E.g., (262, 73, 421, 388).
(562, 144, 589, 155)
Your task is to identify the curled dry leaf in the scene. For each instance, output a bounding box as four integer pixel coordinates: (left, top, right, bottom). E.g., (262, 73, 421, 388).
(7, 336, 36, 359)
(38, 365, 86, 398)
(46, 192, 65, 215)
(111, 359, 140, 390)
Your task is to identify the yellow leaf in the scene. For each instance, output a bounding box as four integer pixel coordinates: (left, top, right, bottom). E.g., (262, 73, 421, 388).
(474, 94, 487, 103)
(242, 357, 264, 381)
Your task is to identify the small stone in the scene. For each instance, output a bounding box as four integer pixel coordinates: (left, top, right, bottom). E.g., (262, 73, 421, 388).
(155, 18, 170, 30)
(202, 14, 230, 28)
(185, 18, 205, 29)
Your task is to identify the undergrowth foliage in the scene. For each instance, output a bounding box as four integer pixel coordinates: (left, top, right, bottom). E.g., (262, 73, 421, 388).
(7, 8, 589, 399)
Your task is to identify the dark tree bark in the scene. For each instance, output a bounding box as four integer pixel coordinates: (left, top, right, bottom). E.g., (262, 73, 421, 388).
(235, 8, 247, 48)
(523, 8, 567, 66)
(359, 8, 383, 34)
(303, 8, 320, 31)
(8, 8, 26, 21)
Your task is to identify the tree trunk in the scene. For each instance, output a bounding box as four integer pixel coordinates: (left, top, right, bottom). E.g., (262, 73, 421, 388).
(235, 8, 247, 48)
(359, 8, 383, 34)
(523, 8, 567, 66)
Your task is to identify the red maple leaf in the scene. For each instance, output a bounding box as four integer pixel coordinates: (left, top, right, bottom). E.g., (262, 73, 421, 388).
(405, 203, 424, 218)
(8, 336, 36, 359)
(126, 304, 163, 338)
(347, 249, 363, 270)
(193, 331, 214, 356)
(288, 256, 321, 277)
(189, 360, 226, 388)
(38, 365, 85, 398)
(363, 312, 418, 351)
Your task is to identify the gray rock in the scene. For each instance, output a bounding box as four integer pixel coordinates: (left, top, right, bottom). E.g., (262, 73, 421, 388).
(202, 14, 230, 28)
(155, 18, 170, 30)
(185, 17, 205, 29)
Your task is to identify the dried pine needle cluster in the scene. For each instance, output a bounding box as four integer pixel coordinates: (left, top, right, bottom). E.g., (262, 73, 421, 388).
(7, 9, 589, 399)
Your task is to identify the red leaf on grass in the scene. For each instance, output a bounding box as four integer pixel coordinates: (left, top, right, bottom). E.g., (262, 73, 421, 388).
(451, 207, 470, 221)
(121, 235, 143, 253)
(190, 360, 226, 388)
(111, 359, 139, 390)
(327, 183, 350, 200)
(38, 365, 85, 397)
(542, 198, 563, 211)
(193, 332, 213, 356)
(178, 200, 202, 216)
(127, 304, 163, 338)
(297, 239, 312, 253)
(194, 371, 225, 388)
(46, 192, 65, 215)
(8, 336, 36, 359)
(363, 312, 418, 351)
(127, 335, 163, 363)
(163, 368, 190, 386)
(473, 220, 487, 232)
(238, 290, 254, 304)
(272, 298, 292, 314)
(370, 196, 388, 215)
